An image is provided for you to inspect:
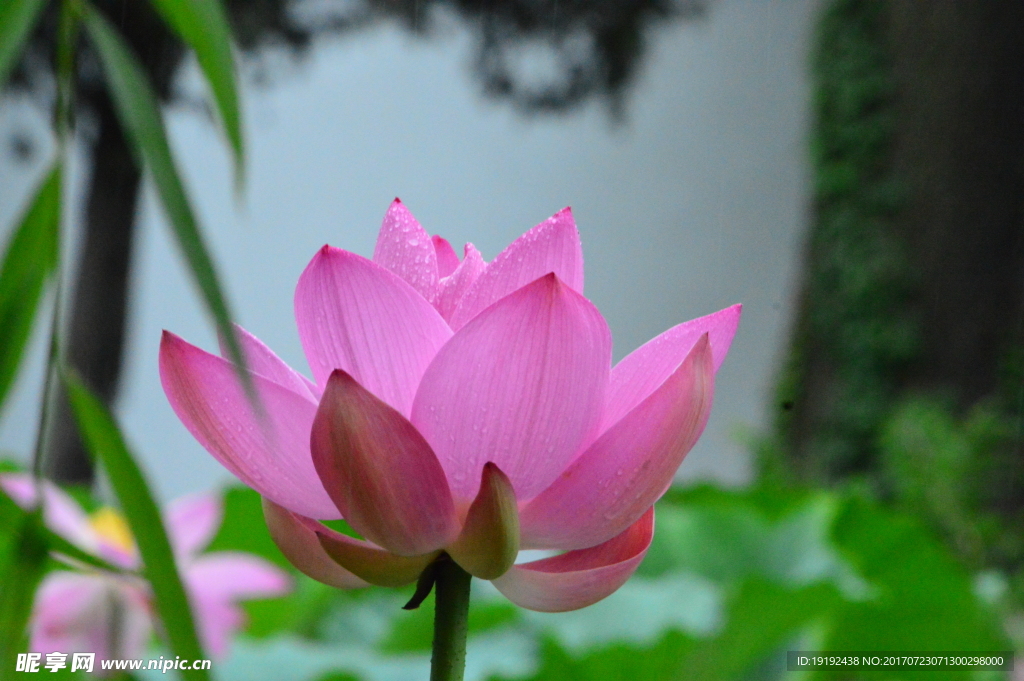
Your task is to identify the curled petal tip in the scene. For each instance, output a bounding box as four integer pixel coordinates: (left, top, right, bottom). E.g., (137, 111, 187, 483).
(316, 529, 439, 587)
(447, 462, 520, 579)
(262, 499, 368, 589)
(493, 507, 654, 612)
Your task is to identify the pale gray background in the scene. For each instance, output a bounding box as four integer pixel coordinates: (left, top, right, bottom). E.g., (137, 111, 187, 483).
(0, 0, 816, 502)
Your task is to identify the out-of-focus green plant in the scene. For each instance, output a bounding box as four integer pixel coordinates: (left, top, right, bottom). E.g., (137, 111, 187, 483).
(195, 483, 1004, 681)
(0, 0, 248, 671)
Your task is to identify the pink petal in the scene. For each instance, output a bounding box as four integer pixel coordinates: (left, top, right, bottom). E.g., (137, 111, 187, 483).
(263, 499, 368, 589)
(186, 552, 292, 600)
(309, 514, 439, 588)
(30, 573, 108, 656)
(219, 324, 319, 400)
(311, 370, 459, 555)
(433, 235, 461, 278)
(1, 473, 99, 554)
(434, 243, 486, 322)
(160, 332, 339, 520)
(30, 573, 152, 660)
(166, 492, 223, 558)
(603, 304, 740, 431)
(185, 552, 291, 657)
(190, 593, 243, 658)
(448, 208, 584, 330)
(411, 273, 611, 502)
(491, 507, 654, 613)
(371, 198, 439, 301)
(521, 336, 713, 549)
(295, 246, 453, 416)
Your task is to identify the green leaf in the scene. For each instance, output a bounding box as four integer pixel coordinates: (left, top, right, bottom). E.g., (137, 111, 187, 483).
(0, 510, 48, 681)
(207, 486, 288, 567)
(0, 166, 60, 414)
(822, 493, 1007, 674)
(81, 6, 251, 395)
(63, 372, 209, 681)
(499, 580, 840, 681)
(145, 0, 244, 180)
(0, 0, 47, 90)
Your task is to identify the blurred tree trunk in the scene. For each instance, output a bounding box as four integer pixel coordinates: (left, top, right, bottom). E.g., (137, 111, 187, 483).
(42, 94, 141, 484)
(42, 4, 183, 484)
(887, 2, 1024, 405)
(772, 0, 1024, 483)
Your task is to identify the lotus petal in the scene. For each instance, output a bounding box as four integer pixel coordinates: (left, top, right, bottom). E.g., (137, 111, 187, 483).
(412, 273, 611, 501)
(219, 323, 319, 400)
(449, 208, 584, 330)
(186, 552, 291, 656)
(521, 336, 712, 549)
(295, 246, 452, 416)
(435, 243, 485, 322)
(0, 474, 99, 554)
(492, 507, 654, 612)
(603, 304, 739, 430)
(166, 492, 222, 558)
(160, 332, 339, 519)
(30, 572, 151, 660)
(313, 519, 440, 588)
(372, 198, 439, 300)
(311, 370, 459, 555)
(263, 499, 368, 589)
(433, 235, 461, 278)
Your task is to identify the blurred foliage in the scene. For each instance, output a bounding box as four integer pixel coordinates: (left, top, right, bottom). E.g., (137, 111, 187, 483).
(0, 472, 1008, 681)
(66, 374, 209, 680)
(761, 0, 1024, 637)
(145, 482, 1005, 681)
(764, 0, 914, 486)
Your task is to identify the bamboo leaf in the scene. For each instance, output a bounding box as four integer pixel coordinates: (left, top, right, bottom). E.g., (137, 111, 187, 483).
(146, 0, 244, 180)
(64, 372, 209, 681)
(0, 165, 60, 414)
(0, 0, 47, 90)
(81, 5, 250, 394)
(0, 511, 48, 681)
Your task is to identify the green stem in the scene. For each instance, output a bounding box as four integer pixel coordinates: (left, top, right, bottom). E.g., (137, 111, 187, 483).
(430, 557, 472, 681)
(31, 0, 76, 478)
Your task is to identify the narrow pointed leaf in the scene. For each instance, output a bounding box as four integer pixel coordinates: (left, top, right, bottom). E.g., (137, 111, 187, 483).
(0, 510, 48, 679)
(0, 165, 60, 414)
(447, 463, 519, 579)
(64, 372, 209, 681)
(0, 0, 47, 89)
(82, 7, 250, 398)
(145, 0, 244, 179)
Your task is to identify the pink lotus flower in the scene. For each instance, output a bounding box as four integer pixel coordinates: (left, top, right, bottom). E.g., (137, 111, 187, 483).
(160, 200, 739, 612)
(0, 475, 291, 661)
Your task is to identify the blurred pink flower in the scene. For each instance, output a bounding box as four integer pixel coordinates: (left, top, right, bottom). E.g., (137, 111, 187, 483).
(160, 200, 740, 612)
(0, 475, 290, 660)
